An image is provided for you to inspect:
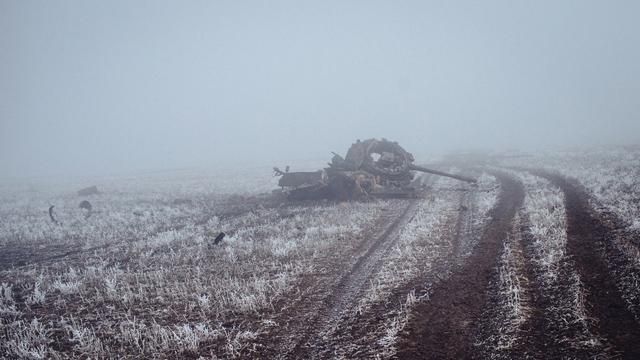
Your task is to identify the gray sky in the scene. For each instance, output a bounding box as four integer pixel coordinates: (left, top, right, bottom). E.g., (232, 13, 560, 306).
(2, 0, 639, 178)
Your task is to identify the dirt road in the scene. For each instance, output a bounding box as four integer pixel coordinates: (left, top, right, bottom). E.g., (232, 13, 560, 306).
(537, 171, 640, 357)
(289, 199, 420, 359)
(396, 172, 524, 359)
(4, 164, 640, 359)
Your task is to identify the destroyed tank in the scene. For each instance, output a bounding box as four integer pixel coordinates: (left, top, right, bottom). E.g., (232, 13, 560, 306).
(274, 138, 476, 200)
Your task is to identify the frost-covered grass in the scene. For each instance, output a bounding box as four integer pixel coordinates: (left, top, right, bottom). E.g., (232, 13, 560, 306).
(0, 169, 385, 358)
(0, 189, 206, 250)
(516, 171, 604, 351)
(479, 170, 605, 355)
(356, 191, 453, 315)
(498, 235, 528, 331)
(376, 290, 418, 359)
(363, 172, 499, 357)
(458, 172, 501, 259)
(503, 148, 640, 323)
(475, 173, 501, 220)
(502, 146, 640, 232)
(476, 210, 532, 358)
(480, 213, 531, 355)
(0, 160, 343, 247)
(519, 173, 567, 282)
(539, 149, 640, 321)
(0, 165, 289, 248)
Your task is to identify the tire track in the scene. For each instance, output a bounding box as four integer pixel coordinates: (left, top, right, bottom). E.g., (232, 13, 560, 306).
(286, 198, 420, 359)
(396, 171, 524, 359)
(311, 176, 474, 359)
(535, 171, 640, 357)
(473, 211, 537, 359)
(513, 171, 609, 358)
(514, 212, 607, 358)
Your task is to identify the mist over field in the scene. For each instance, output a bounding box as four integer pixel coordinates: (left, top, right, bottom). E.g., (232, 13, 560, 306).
(2, 0, 640, 179)
(4, 2, 640, 358)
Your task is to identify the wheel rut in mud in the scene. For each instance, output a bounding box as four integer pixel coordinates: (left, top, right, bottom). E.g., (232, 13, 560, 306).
(535, 171, 640, 357)
(396, 171, 524, 359)
(287, 198, 420, 359)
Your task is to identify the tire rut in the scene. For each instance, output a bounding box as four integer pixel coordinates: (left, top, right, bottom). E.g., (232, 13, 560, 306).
(287, 198, 420, 359)
(474, 211, 535, 359)
(313, 178, 474, 359)
(535, 170, 640, 357)
(514, 212, 603, 358)
(396, 171, 524, 359)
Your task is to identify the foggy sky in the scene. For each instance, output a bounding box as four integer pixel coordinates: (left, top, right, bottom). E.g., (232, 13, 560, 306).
(2, 0, 639, 179)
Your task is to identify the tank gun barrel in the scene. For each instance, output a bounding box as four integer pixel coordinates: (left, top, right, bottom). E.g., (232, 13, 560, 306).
(408, 164, 477, 184)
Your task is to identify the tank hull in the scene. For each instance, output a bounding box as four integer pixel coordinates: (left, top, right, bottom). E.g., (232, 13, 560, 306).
(275, 138, 475, 200)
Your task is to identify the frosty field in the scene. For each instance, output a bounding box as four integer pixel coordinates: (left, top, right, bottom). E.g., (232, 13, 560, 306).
(1, 148, 639, 359)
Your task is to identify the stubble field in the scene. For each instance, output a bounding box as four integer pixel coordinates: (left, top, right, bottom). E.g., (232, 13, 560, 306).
(1, 147, 639, 359)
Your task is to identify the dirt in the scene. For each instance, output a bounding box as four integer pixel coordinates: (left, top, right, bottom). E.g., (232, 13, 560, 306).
(254, 173, 483, 359)
(395, 171, 524, 359)
(5, 164, 640, 358)
(535, 171, 640, 358)
(246, 199, 420, 359)
(292, 199, 419, 358)
(499, 211, 609, 359)
(473, 212, 536, 359)
(520, 215, 592, 358)
(288, 168, 640, 359)
(330, 185, 472, 359)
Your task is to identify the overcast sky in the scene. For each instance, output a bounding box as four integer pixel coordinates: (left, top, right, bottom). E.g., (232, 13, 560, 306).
(2, 0, 639, 178)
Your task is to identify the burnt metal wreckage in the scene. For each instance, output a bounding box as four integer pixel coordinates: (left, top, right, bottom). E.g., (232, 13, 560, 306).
(274, 138, 477, 201)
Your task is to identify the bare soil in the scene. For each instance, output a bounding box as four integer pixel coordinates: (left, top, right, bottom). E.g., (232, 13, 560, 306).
(536, 171, 640, 358)
(4, 163, 640, 359)
(396, 171, 524, 359)
(247, 199, 420, 359)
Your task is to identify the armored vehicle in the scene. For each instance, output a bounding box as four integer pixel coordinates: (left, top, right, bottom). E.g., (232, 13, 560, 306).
(274, 138, 476, 200)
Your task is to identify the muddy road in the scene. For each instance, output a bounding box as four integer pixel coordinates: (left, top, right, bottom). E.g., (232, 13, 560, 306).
(537, 171, 640, 357)
(289, 199, 420, 359)
(396, 172, 524, 359)
(248, 171, 492, 358)
(255, 168, 640, 359)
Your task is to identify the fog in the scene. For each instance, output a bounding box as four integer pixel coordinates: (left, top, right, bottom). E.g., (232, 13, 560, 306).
(2, 0, 639, 179)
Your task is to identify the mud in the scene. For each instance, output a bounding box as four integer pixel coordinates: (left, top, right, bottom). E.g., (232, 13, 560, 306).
(536, 171, 640, 357)
(288, 199, 419, 359)
(396, 171, 524, 359)
(5, 165, 640, 359)
(307, 182, 470, 359)
(243, 199, 418, 359)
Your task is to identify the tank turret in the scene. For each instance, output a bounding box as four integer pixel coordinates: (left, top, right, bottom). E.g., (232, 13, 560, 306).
(275, 138, 476, 200)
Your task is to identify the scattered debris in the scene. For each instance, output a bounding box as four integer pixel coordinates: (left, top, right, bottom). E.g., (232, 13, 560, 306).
(213, 232, 225, 245)
(48, 205, 60, 225)
(274, 166, 291, 177)
(78, 185, 100, 196)
(79, 200, 93, 219)
(79, 200, 92, 211)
